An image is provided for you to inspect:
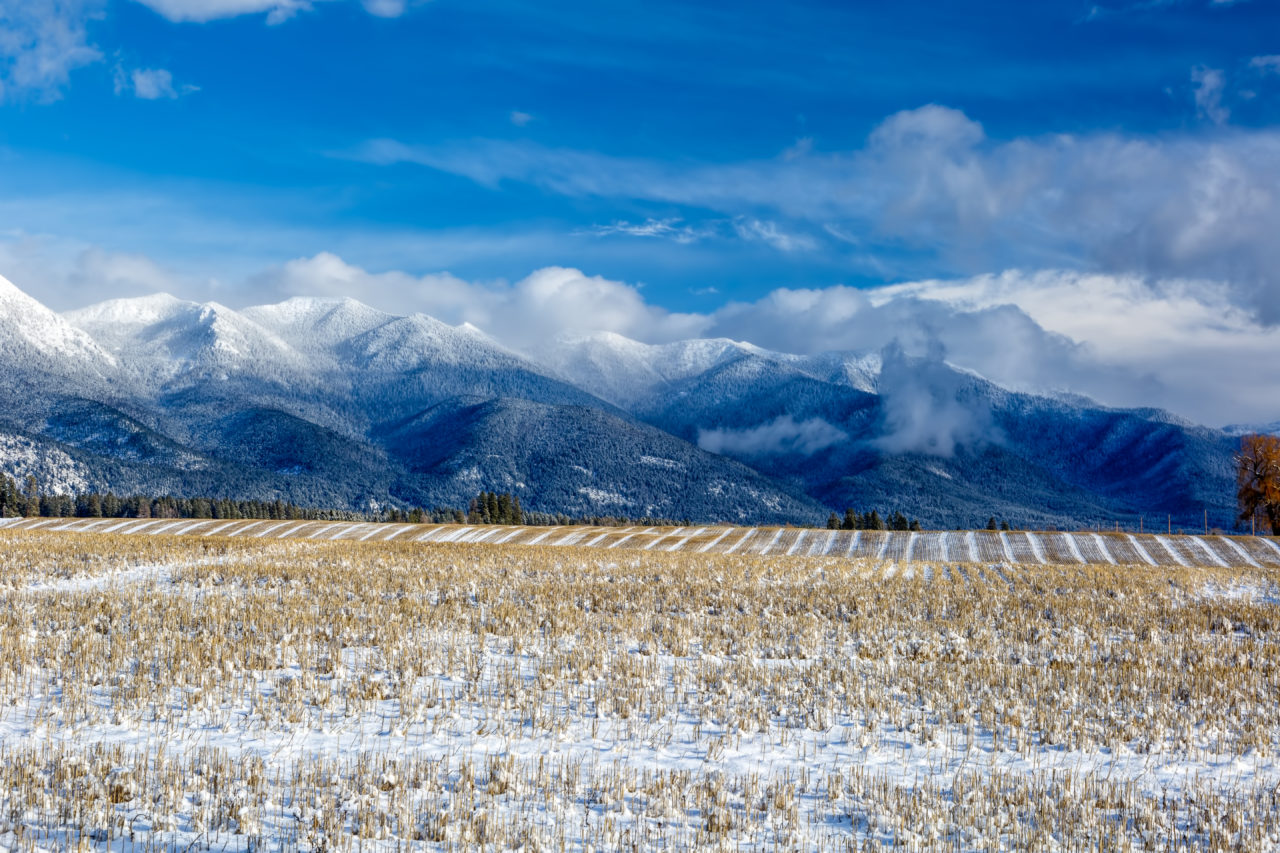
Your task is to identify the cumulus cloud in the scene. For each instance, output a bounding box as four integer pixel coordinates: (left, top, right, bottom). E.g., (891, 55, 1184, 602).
(250, 253, 707, 349)
(355, 105, 1280, 322)
(11, 232, 1280, 427)
(873, 342, 1000, 457)
(130, 68, 176, 99)
(0, 0, 104, 102)
(198, 253, 1280, 426)
(698, 416, 848, 458)
(0, 235, 202, 307)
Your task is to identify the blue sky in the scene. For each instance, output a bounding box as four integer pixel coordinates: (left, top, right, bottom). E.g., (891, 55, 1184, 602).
(4, 0, 1280, 423)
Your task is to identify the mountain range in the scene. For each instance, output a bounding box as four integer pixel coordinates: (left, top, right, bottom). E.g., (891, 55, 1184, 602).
(0, 275, 1247, 529)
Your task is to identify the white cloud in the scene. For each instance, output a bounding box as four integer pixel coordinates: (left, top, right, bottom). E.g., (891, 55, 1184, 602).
(355, 105, 1280, 322)
(0, 0, 402, 105)
(9, 230, 1280, 427)
(731, 218, 815, 252)
(874, 342, 999, 458)
(362, 0, 405, 16)
(509, 110, 534, 127)
(130, 0, 316, 24)
(581, 218, 715, 244)
(1250, 55, 1280, 74)
(132, 0, 416, 23)
(1191, 65, 1229, 125)
(698, 416, 848, 458)
(116, 67, 182, 99)
(0, 0, 104, 102)
(214, 256, 1280, 426)
(250, 253, 707, 349)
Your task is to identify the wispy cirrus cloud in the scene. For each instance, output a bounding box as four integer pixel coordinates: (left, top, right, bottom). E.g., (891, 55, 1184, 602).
(131, 0, 416, 23)
(131, 0, 321, 24)
(579, 218, 713, 244)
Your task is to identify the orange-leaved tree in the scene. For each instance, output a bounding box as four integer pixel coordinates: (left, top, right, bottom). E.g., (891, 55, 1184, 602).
(1236, 433, 1280, 534)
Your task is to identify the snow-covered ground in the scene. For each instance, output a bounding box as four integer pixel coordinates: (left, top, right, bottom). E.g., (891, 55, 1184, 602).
(0, 531, 1278, 849)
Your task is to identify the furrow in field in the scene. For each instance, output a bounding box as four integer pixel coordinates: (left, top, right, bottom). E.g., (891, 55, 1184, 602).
(1211, 536, 1261, 568)
(1187, 536, 1230, 567)
(697, 528, 732, 553)
(1126, 535, 1158, 566)
(723, 528, 755, 554)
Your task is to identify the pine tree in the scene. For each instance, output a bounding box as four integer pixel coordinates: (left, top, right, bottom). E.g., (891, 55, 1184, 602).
(826, 511, 841, 530)
(986, 517, 998, 531)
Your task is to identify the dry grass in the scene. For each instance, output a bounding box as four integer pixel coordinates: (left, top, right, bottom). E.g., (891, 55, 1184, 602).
(0, 529, 1277, 849)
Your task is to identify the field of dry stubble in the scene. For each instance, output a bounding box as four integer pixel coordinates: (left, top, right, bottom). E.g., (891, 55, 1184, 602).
(0, 528, 1277, 850)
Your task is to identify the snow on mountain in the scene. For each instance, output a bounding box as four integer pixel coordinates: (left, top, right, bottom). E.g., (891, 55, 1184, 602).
(801, 351, 881, 393)
(0, 431, 93, 495)
(0, 276, 1245, 528)
(0, 274, 117, 377)
(342, 313, 529, 372)
(529, 331, 773, 407)
(240, 296, 394, 353)
(66, 295, 313, 389)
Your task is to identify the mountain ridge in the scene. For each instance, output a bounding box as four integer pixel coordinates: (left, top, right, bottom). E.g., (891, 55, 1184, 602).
(0, 280, 1249, 528)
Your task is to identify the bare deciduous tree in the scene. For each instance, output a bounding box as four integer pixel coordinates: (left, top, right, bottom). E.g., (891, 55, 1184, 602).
(1236, 433, 1280, 534)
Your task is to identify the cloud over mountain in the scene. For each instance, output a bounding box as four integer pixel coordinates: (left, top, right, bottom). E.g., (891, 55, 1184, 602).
(360, 104, 1280, 323)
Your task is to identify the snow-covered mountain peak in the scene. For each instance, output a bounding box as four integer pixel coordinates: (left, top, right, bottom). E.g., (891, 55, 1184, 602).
(241, 296, 394, 351)
(0, 275, 117, 369)
(65, 293, 193, 330)
(66, 292, 311, 389)
(528, 331, 773, 407)
(344, 312, 525, 371)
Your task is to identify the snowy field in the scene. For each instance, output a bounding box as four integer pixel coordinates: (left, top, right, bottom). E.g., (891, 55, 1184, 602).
(4, 515, 1279, 569)
(0, 529, 1278, 850)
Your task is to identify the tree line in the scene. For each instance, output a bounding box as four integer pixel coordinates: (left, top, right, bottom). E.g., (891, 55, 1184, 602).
(0, 477, 690, 528)
(826, 508, 922, 531)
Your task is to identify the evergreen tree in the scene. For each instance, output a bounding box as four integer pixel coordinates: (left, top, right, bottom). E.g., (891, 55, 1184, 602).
(826, 511, 841, 530)
(986, 516, 998, 531)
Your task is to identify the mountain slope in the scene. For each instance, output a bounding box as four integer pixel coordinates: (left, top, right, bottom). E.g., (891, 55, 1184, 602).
(378, 396, 825, 522)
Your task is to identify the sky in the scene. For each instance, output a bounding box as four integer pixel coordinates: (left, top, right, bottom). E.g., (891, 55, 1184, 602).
(2, 0, 1280, 425)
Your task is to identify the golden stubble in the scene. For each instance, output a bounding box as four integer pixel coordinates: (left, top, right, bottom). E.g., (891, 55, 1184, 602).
(0, 529, 1275, 849)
